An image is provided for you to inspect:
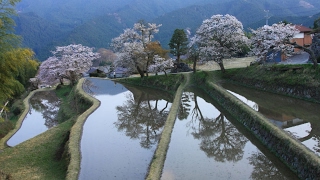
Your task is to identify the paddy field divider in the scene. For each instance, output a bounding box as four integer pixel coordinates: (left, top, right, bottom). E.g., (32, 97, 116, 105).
(146, 73, 190, 180)
(66, 78, 101, 180)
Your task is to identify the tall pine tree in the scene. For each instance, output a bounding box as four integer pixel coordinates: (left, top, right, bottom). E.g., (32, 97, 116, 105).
(169, 29, 188, 64)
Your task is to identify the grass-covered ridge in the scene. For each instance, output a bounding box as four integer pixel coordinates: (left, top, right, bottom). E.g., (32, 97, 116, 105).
(213, 64, 320, 103)
(116, 74, 185, 94)
(224, 64, 320, 87)
(0, 83, 93, 179)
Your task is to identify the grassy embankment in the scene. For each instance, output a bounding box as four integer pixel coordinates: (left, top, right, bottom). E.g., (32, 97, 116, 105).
(0, 82, 93, 180)
(117, 73, 185, 94)
(219, 63, 320, 102)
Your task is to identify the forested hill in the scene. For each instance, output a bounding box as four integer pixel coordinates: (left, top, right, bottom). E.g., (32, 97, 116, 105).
(14, 0, 320, 61)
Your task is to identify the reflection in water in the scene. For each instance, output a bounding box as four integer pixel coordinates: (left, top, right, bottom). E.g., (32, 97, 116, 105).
(248, 152, 287, 180)
(222, 83, 320, 156)
(115, 93, 169, 149)
(7, 91, 60, 147)
(192, 113, 246, 162)
(79, 78, 172, 180)
(189, 93, 247, 162)
(162, 88, 296, 180)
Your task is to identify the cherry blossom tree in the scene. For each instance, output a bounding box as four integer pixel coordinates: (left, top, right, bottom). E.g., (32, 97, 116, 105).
(37, 44, 100, 85)
(192, 14, 249, 72)
(148, 55, 173, 76)
(111, 22, 162, 78)
(250, 23, 300, 65)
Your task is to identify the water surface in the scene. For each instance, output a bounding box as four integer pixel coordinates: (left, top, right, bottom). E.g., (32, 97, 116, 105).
(7, 91, 60, 147)
(222, 83, 320, 156)
(161, 88, 298, 180)
(79, 78, 173, 179)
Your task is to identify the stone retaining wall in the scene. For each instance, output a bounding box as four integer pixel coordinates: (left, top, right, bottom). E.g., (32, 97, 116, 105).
(199, 77, 320, 179)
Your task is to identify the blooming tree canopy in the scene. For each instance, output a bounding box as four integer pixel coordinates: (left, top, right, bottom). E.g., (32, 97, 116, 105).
(191, 14, 249, 72)
(37, 44, 100, 85)
(111, 22, 162, 77)
(148, 55, 173, 76)
(250, 23, 299, 64)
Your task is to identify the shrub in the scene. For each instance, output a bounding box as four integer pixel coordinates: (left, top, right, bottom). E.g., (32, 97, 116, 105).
(0, 120, 14, 139)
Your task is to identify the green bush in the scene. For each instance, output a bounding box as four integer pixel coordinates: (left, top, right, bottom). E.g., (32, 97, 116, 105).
(11, 107, 21, 116)
(0, 120, 14, 139)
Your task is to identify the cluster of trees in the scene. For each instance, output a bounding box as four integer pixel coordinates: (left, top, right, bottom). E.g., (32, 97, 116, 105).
(16, 14, 320, 101)
(4, 4, 319, 106)
(110, 14, 320, 76)
(0, 0, 39, 114)
(34, 14, 320, 90)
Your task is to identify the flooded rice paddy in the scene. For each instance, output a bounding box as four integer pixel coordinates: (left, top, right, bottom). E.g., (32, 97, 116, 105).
(7, 90, 60, 147)
(161, 88, 298, 180)
(222, 83, 320, 157)
(79, 78, 173, 179)
(79, 79, 303, 179)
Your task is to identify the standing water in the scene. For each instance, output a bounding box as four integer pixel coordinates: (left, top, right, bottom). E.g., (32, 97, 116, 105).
(79, 78, 173, 179)
(7, 90, 60, 147)
(161, 88, 298, 180)
(222, 83, 320, 157)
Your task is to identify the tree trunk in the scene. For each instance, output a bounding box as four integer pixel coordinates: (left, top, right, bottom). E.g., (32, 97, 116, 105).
(287, 41, 318, 67)
(59, 77, 64, 85)
(293, 43, 318, 67)
(193, 58, 197, 73)
(176, 54, 180, 64)
(137, 66, 144, 78)
(163, 70, 167, 77)
(218, 61, 226, 73)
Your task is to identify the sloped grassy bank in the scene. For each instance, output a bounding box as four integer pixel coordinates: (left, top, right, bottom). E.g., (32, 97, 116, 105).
(194, 71, 320, 179)
(222, 64, 320, 103)
(0, 83, 93, 180)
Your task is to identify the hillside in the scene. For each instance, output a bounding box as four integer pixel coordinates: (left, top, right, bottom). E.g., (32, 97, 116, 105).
(14, 12, 66, 59)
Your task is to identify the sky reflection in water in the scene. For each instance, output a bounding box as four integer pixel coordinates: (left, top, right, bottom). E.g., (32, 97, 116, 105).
(222, 83, 320, 156)
(7, 91, 60, 147)
(162, 88, 297, 180)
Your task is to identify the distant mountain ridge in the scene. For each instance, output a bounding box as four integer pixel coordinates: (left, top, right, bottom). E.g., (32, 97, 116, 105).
(14, 0, 320, 60)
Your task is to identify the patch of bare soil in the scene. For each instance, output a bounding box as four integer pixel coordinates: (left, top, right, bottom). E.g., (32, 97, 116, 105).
(197, 57, 255, 71)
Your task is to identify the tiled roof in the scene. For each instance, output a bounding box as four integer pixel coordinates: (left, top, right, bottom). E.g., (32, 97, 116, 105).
(295, 25, 312, 32)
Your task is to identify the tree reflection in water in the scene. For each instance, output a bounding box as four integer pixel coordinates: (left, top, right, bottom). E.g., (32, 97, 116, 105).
(178, 92, 192, 120)
(29, 91, 60, 128)
(115, 93, 170, 149)
(186, 92, 248, 162)
(82, 78, 98, 96)
(248, 152, 290, 180)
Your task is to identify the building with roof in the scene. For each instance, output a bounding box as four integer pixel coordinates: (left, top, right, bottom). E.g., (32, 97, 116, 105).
(293, 25, 313, 52)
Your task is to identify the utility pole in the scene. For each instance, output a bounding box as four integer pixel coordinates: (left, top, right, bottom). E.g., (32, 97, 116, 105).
(264, 10, 271, 25)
